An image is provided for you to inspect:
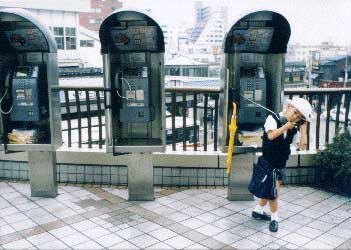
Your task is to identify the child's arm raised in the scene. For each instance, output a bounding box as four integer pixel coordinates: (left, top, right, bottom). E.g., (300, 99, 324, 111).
(298, 121, 308, 150)
(267, 122, 295, 141)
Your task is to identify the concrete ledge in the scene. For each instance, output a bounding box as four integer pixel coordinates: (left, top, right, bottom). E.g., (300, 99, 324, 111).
(0, 147, 318, 169)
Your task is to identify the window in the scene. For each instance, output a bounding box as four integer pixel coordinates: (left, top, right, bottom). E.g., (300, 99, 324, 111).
(53, 27, 64, 50)
(80, 40, 94, 47)
(65, 27, 76, 50)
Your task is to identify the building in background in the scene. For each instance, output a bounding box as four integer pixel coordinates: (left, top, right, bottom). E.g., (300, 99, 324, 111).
(80, 0, 123, 31)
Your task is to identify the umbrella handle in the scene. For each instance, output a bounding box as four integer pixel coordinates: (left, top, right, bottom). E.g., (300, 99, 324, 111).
(226, 102, 237, 175)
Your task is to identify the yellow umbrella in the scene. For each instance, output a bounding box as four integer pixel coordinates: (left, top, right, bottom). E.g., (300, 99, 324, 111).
(226, 102, 237, 175)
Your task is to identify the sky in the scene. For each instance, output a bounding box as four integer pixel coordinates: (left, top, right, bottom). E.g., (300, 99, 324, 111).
(122, 0, 351, 46)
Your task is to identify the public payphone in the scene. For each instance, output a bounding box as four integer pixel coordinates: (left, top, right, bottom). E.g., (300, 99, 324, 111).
(0, 8, 61, 197)
(220, 10, 291, 149)
(99, 10, 165, 153)
(238, 65, 267, 125)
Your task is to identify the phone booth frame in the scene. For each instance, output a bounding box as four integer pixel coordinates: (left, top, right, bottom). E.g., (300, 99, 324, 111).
(99, 9, 165, 200)
(0, 8, 62, 197)
(220, 10, 291, 200)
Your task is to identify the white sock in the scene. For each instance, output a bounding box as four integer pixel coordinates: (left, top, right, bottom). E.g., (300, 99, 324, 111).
(271, 212, 279, 222)
(254, 204, 264, 214)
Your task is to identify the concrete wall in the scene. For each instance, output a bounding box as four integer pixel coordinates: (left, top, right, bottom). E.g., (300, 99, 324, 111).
(0, 148, 317, 187)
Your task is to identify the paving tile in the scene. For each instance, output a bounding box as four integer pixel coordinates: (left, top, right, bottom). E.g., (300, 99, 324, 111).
(165, 211, 191, 222)
(10, 219, 38, 231)
(81, 226, 111, 239)
(0, 225, 16, 236)
(282, 232, 312, 246)
(146, 242, 173, 249)
(195, 212, 221, 223)
(155, 196, 177, 205)
(181, 230, 208, 242)
(287, 214, 314, 225)
(166, 201, 191, 211)
(187, 243, 210, 249)
(166, 223, 191, 234)
(230, 224, 258, 238)
(212, 230, 242, 245)
(264, 242, 285, 250)
(198, 237, 227, 250)
(307, 219, 335, 232)
(37, 239, 68, 250)
(26, 232, 57, 246)
(303, 239, 334, 249)
(196, 224, 224, 237)
(115, 227, 144, 240)
(182, 206, 206, 217)
(94, 233, 125, 248)
(134, 221, 162, 233)
(212, 218, 238, 230)
(317, 233, 346, 247)
(3, 213, 28, 224)
(72, 240, 105, 249)
(71, 220, 97, 231)
(318, 213, 346, 225)
(152, 206, 177, 216)
(210, 207, 235, 218)
(148, 228, 178, 241)
(247, 231, 278, 246)
(129, 234, 160, 249)
(49, 225, 78, 238)
(195, 201, 219, 211)
(109, 241, 139, 249)
(60, 232, 90, 247)
(295, 226, 324, 239)
(226, 213, 251, 224)
(2, 239, 33, 250)
(231, 238, 262, 249)
(326, 226, 351, 240)
(179, 217, 207, 229)
(279, 220, 303, 232)
(40, 220, 66, 232)
(164, 235, 195, 249)
(167, 192, 190, 200)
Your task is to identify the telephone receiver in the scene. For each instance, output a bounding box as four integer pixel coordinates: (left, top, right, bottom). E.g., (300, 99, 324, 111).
(279, 116, 304, 129)
(0, 70, 14, 115)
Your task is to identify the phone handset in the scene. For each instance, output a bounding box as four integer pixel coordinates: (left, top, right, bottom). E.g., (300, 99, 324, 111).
(115, 71, 133, 100)
(0, 71, 14, 115)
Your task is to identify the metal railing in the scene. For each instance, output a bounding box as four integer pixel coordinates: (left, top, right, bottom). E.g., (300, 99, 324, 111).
(59, 85, 351, 152)
(165, 86, 222, 151)
(284, 88, 351, 150)
(60, 86, 105, 149)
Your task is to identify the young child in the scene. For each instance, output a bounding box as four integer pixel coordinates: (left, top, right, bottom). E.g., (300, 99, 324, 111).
(251, 97, 312, 232)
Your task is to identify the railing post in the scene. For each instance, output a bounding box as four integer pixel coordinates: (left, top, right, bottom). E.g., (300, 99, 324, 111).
(64, 90, 72, 147)
(325, 94, 332, 145)
(345, 92, 351, 129)
(204, 94, 208, 151)
(171, 92, 176, 151)
(85, 90, 92, 148)
(316, 94, 322, 150)
(182, 92, 187, 151)
(96, 90, 103, 149)
(193, 92, 197, 151)
(335, 92, 342, 134)
(74, 90, 82, 148)
(214, 93, 219, 151)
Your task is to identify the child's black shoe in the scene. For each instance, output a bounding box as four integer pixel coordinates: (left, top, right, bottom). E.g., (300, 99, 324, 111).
(269, 220, 278, 232)
(252, 211, 271, 221)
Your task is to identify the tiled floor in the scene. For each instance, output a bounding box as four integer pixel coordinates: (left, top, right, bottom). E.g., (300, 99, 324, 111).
(1, 181, 351, 249)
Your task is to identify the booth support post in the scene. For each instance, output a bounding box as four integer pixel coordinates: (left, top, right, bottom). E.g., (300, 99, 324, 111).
(28, 151, 57, 198)
(227, 152, 254, 201)
(128, 153, 154, 201)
